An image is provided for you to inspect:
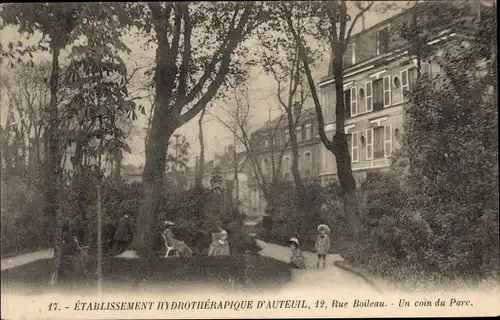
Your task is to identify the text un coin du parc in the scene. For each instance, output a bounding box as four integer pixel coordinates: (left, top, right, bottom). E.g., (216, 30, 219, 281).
(64, 297, 475, 312)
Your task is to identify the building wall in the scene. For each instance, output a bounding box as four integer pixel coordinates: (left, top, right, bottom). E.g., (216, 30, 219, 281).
(247, 1, 485, 190)
(318, 57, 444, 184)
(316, 2, 460, 186)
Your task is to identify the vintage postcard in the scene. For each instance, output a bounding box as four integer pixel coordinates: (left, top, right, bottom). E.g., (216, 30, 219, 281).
(1, 1, 499, 319)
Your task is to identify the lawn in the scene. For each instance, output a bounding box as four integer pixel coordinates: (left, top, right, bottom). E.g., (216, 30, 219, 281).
(1, 253, 292, 295)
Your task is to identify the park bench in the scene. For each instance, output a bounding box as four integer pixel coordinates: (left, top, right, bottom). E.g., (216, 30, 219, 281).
(160, 232, 178, 258)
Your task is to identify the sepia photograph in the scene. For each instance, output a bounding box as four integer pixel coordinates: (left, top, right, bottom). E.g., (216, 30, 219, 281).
(0, 1, 498, 319)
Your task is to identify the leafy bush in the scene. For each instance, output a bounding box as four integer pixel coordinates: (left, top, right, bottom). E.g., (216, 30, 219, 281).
(156, 186, 255, 255)
(0, 176, 53, 258)
(264, 181, 346, 252)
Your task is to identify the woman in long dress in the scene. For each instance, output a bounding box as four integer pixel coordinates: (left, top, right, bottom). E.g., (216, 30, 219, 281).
(208, 228, 230, 256)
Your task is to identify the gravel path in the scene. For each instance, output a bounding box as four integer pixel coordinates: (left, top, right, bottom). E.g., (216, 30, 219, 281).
(1, 249, 53, 271)
(256, 240, 379, 294)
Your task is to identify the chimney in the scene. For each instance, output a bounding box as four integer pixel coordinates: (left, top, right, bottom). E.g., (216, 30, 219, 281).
(361, 12, 366, 30)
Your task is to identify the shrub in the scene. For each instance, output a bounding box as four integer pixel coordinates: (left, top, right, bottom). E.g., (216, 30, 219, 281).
(0, 175, 53, 258)
(156, 187, 250, 255)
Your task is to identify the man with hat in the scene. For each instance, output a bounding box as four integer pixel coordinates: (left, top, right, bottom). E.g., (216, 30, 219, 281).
(110, 214, 133, 255)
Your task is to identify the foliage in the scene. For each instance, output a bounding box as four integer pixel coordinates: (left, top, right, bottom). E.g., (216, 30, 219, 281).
(266, 180, 338, 246)
(154, 187, 252, 255)
(396, 1, 498, 280)
(339, 2, 499, 283)
(0, 2, 138, 284)
(128, 2, 274, 255)
(0, 175, 52, 257)
(166, 134, 190, 173)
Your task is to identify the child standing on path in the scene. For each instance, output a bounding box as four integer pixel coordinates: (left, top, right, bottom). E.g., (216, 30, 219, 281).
(315, 224, 331, 269)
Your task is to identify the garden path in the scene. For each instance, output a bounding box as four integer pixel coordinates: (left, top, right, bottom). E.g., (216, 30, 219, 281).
(256, 240, 380, 294)
(1, 249, 54, 271)
(2, 241, 379, 294)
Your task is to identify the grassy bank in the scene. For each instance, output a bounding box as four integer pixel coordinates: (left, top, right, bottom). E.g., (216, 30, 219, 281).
(1, 254, 292, 294)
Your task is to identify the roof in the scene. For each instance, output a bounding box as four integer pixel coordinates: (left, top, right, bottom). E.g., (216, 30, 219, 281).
(251, 107, 317, 136)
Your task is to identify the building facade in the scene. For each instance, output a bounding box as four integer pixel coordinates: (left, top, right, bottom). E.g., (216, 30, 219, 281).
(184, 145, 252, 214)
(317, 0, 485, 186)
(247, 107, 322, 215)
(248, 0, 489, 192)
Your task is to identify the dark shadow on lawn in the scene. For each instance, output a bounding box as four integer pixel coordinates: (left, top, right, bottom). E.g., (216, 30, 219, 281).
(1, 254, 292, 296)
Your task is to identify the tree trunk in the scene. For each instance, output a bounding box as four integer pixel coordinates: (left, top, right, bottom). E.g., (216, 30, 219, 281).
(47, 47, 63, 286)
(132, 106, 175, 259)
(113, 148, 122, 182)
(71, 138, 89, 245)
(195, 107, 206, 189)
(288, 121, 303, 189)
(233, 136, 239, 204)
(331, 56, 359, 234)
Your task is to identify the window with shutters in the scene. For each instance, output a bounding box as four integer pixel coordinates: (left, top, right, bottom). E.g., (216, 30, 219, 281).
(373, 126, 385, 159)
(384, 124, 393, 157)
(373, 79, 383, 111)
(365, 81, 373, 112)
(351, 132, 359, 163)
(366, 129, 373, 160)
(304, 152, 312, 176)
(383, 75, 391, 107)
(344, 89, 351, 119)
(350, 86, 358, 117)
(283, 156, 290, 178)
(305, 124, 312, 140)
(401, 69, 409, 98)
(376, 26, 390, 55)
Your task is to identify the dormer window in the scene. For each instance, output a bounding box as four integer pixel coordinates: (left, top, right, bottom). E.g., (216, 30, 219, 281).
(376, 26, 390, 55)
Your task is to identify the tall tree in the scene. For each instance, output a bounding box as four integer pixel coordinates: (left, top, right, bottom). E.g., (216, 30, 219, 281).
(195, 106, 207, 189)
(257, 11, 319, 190)
(62, 34, 138, 250)
(0, 63, 51, 182)
(397, 1, 498, 278)
(210, 85, 292, 205)
(1, 2, 134, 284)
(280, 1, 387, 233)
(126, 2, 270, 257)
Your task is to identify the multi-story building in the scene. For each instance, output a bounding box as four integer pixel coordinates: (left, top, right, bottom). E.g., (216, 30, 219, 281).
(316, 0, 489, 186)
(248, 0, 492, 192)
(247, 107, 322, 214)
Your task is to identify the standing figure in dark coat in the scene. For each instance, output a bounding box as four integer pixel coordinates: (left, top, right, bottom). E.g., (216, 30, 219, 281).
(111, 214, 133, 255)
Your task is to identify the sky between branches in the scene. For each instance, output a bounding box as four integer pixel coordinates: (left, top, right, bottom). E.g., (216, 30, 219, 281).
(0, 2, 406, 169)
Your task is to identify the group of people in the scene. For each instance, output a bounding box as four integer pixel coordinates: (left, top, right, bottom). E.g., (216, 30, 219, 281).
(288, 224, 331, 270)
(108, 213, 332, 267)
(108, 213, 233, 258)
